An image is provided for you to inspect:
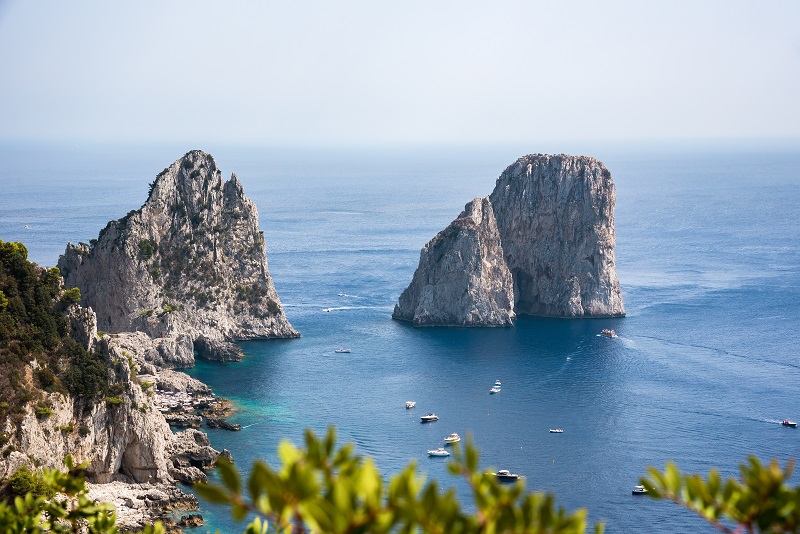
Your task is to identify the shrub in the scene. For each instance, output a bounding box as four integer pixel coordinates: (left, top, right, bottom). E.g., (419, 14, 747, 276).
(138, 239, 155, 261)
(60, 287, 81, 306)
(7, 465, 55, 499)
(34, 403, 53, 419)
(105, 397, 123, 405)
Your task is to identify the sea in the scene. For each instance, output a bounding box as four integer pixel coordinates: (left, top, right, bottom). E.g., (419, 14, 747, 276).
(1, 141, 799, 533)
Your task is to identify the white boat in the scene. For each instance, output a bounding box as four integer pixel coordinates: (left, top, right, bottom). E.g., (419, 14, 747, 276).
(600, 329, 617, 338)
(420, 413, 439, 422)
(494, 380, 502, 386)
(632, 485, 647, 495)
(334, 348, 351, 353)
(489, 386, 501, 394)
(782, 420, 797, 427)
(405, 401, 416, 409)
(495, 469, 522, 481)
(428, 448, 450, 457)
(549, 428, 564, 433)
(443, 432, 460, 444)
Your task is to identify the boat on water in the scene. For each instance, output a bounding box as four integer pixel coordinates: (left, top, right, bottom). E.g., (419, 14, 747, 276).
(489, 386, 501, 394)
(782, 420, 797, 427)
(428, 448, 450, 457)
(405, 401, 416, 409)
(443, 432, 461, 444)
(494, 380, 502, 386)
(632, 485, 647, 495)
(334, 348, 351, 353)
(549, 428, 564, 433)
(420, 413, 439, 422)
(600, 329, 617, 338)
(494, 469, 522, 482)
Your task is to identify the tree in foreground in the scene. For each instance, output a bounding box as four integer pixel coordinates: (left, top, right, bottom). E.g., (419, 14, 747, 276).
(3, 429, 800, 533)
(196, 427, 601, 534)
(641, 456, 800, 533)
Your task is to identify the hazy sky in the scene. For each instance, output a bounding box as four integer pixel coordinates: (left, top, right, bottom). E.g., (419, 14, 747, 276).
(0, 1, 798, 147)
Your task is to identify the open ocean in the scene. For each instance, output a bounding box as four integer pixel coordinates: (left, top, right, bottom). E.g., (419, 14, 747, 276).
(1, 141, 799, 532)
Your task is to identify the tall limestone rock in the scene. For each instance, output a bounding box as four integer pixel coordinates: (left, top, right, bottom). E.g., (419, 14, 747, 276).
(394, 153, 624, 326)
(392, 197, 515, 326)
(58, 150, 298, 363)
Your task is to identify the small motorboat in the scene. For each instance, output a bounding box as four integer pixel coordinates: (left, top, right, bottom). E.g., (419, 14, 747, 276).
(334, 348, 351, 353)
(428, 448, 450, 457)
(494, 469, 522, 482)
(494, 380, 502, 386)
(443, 432, 461, 444)
(782, 420, 797, 427)
(405, 401, 416, 409)
(549, 428, 564, 433)
(632, 485, 647, 495)
(420, 413, 439, 422)
(489, 386, 501, 394)
(600, 329, 617, 338)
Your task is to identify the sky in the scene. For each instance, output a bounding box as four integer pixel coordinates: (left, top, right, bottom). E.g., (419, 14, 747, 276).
(0, 1, 798, 147)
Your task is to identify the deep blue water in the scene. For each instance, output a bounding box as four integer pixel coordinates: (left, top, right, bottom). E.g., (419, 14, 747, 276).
(1, 142, 799, 533)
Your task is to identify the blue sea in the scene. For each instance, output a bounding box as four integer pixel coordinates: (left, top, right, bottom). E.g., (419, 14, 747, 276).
(1, 141, 799, 533)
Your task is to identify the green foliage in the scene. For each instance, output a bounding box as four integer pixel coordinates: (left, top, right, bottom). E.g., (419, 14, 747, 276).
(60, 287, 81, 306)
(0, 290, 8, 311)
(0, 456, 165, 534)
(7, 465, 55, 499)
(125, 352, 138, 380)
(105, 397, 123, 405)
(196, 428, 601, 534)
(62, 337, 110, 404)
(138, 239, 156, 261)
(642, 456, 800, 533)
(34, 402, 53, 419)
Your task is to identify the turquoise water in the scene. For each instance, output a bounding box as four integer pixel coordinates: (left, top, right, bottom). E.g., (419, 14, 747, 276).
(1, 143, 799, 532)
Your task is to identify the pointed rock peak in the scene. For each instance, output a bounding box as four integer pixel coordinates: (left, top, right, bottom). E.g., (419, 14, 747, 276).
(227, 172, 244, 192)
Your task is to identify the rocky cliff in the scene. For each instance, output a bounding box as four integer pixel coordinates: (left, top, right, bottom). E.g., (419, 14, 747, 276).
(392, 197, 514, 326)
(394, 154, 625, 325)
(58, 150, 298, 363)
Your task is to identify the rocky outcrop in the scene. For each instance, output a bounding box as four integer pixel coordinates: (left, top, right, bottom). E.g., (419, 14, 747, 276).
(58, 150, 298, 364)
(392, 197, 514, 326)
(86, 481, 199, 532)
(394, 154, 624, 326)
(489, 154, 624, 317)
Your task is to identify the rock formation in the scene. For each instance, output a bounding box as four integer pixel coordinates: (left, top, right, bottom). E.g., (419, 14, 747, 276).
(58, 150, 298, 363)
(394, 154, 625, 325)
(393, 197, 515, 326)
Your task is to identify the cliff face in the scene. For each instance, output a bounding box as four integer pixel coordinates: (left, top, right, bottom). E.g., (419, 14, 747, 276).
(490, 154, 624, 317)
(394, 154, 624, 326)
(392, 197, 515, 326)
(58, 150, 298, 362)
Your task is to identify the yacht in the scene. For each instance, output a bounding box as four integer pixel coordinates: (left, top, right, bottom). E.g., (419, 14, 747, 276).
(632, 485, 647, 495)
(428, 448, 450, 457)
(420, 413, 439, 422)
(782, 420, 797, 427)
(405, 401, 416, 409)
(334, 348, 351, 353)
(494, 469, 522, 482)
(443, 432, 460, 444)
(489, 386, 501, 394)
(600, 329, 617, 338)
(549, 428, 564, 433)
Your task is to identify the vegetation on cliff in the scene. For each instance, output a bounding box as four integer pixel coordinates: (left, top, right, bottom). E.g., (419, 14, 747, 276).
(0, 239, 109, 431)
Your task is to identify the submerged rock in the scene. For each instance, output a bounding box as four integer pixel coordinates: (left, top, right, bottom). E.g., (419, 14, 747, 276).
(395, 154, 625, 326)
(58, 150, 298, 365)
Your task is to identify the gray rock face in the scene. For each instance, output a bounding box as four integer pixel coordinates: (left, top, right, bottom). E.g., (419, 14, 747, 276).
(489, 154, 624, 317)
(58, 150, 298, 363)
(394, 154, 624, 326)
(392, 197, 515, 326)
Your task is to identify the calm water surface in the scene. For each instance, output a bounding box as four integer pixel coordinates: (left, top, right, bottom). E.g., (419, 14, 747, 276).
(1, 143, 799, 532)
